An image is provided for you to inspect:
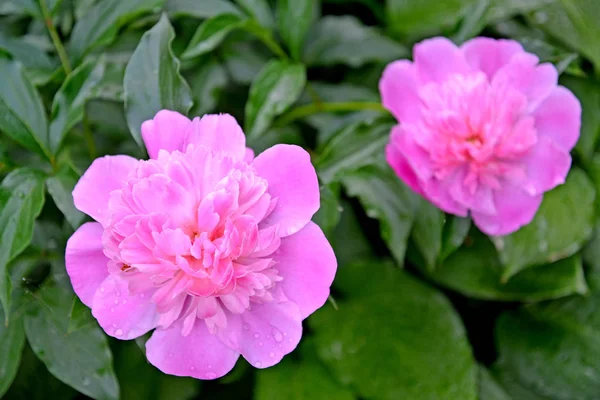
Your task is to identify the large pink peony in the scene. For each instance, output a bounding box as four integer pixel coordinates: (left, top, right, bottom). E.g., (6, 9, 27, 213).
(65, 111, 336, 379)
(380, 37, 581, 235)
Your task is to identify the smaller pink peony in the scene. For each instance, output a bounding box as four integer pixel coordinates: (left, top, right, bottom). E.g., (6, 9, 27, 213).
(380, 37, 581, 235)
(66, 111, 337, 379)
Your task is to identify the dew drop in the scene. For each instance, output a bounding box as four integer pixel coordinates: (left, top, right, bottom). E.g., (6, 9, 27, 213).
(123, 300, 128, 305)
(254, 333, 260, 339)
(110, 308, 115, 312)
(272, 328, 283, 343)
(269, 352, 275, 358)
(255, 361, 262, 368)
(190, 366, 196, 371)
(115, 329, 123, 337)
(114, 299, 119, 305)
(208, 365, 212, 369)
(116, 291, 121, 297)
(140, 293, 145, 298)
(205, 372, 217, 379)
(243, 324, 250, 331)
(82, 377, 90, 386)
(259, 342, 263, 347)
(168, 352, 174, 358)
(100, 287, 105, 293)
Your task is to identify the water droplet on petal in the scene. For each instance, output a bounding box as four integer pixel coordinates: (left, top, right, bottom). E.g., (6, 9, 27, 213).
(116, 291, 121, 297)
(243, 324, 250, 331)
(110, 308, 115, 312)
(100, 287, 105, 293)
(254, 333, 260, 339)
(269, 352, 275, 358)
(258, 342, 263, 347)
(168, 352, 174, 358)
(114, 299, 119, 304)
(205, 372, 217, 379)
(115, 329, 123, 337)
(255, 361, 262, 368)
(190, 366, 196, 371)
(123, 300, 128, 304)
(272, 328, 283, 342)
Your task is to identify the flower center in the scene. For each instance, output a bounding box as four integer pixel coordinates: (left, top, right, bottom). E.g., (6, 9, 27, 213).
(101, 145, 281, 335)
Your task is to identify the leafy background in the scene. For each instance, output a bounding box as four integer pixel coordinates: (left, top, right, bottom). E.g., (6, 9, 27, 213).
(0, 0, 599, 399)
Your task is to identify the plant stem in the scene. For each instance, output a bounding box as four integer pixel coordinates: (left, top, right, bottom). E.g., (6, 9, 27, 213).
(40, 0, 72, 75)
(275, 101, 388, 126)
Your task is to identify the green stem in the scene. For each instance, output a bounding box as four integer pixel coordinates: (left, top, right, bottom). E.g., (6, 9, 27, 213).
(256, 33, 288, 60)
(40, 0, 72, 75)
(275, 101, 388, 126)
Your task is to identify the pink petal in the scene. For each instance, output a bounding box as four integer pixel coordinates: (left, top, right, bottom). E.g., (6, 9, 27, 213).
(185, 114, 246, 161)
(414, 37, 472, 84)
(461, 37, 524, 80)
(91, 274, 157, 340)
(244, 148, 255, 163)
(142, 110, 193, 159)
(493, 53, 557, 110)
(275, 222, 337, 319)
(219, 295, 302, 369)
(422, 179, 469, 217)
(522, 136, 571, 195)
(252, 145, 319, 237)
(73, 155, 138, 226)
(386, 140, 424, 196)
(390, 125, 433, 182)
(379, 60, 422, 123)
(471, 185, 542, 236)
(65, 222, 109, 307)
(533, 86, 581, 152)
(146, 320, 240, 380)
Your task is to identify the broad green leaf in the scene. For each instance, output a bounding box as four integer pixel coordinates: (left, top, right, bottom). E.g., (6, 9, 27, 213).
(411, 199, 444, 270)
(234, 0, 274, 29)
(486, 0, 557, 24)
(0, 57, 50, 158)
(245, 60, 306, 139)
(340, 164, 419, 266)
(0, 304, 25, 398)
(529, 0, 600, 69)
(386, 0, 476, 38)
(187, 57, 228, 116)
(46, 166, 85, 230)
(165, 0, 243, 19)
(0, 169, 45, 321)
(221, 39, 270, 84)
(311, 261, 477, 400)
(422, 232, 588, 301)
(313, 183, 342, 238)
(492, 168, 595, 280)
(439, 216, 471, 261)
(67, 297, 96, 333)
(304, 16, 407, 67)
(315, 119, 394, 184)
(276, 0, 318, 60)
(69, 0, 164, 64)
(255, 342, 354, 400)
(494, 290, 600, 399)
(114, 340, 200, 400)
(124, 14, 193, 147)
(0, 32, 58, 85)
(49, 57, 106, 154)
(453, 0, 492, 43)
(479, 366, 512, 400)
(0, 0, 38, 15)
(561, 75, 600, 164)
(24, 275, 119, 400)
(181, 14, 246, 60)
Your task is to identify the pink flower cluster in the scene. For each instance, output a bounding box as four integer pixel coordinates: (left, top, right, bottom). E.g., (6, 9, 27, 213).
(381, 37, 581, 235)
(66, 111, 336, 379)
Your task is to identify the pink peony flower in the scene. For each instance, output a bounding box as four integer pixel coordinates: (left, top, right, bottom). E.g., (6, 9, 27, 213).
(380, 37, 581, 235)
(65, 111, 336, 379)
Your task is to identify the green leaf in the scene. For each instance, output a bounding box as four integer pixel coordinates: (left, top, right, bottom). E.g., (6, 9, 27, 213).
(221, 39, 271, 84)
(411, 199, 444, 270)
(304, 16, 407, 67)
(0, 32, 58, 85)
(560, 75, 600, 164)
(311, 261, 477, 400)
(69, 0, 165, 64)
(0, 304, 25, 398)
(24, 275, 119, 400)
(439, 216, 471, 261)
(49, 57, 106, 154)
(313, 183, 342, 238)
(386, 0, 476, 38)
(315, 119, 394, 184)
(276, 0, 318, 60)
(0, 169, 45, 322)
(422, 232, 588, 301)
(494, 290, 600, 399)
(46, 166, 85, 230)
(234, 0, 274, 29)
(453, 0, 492, 44)
(479, 366, 512, 400)
(340, 164, 419, 267)
(181, 14, 246, 60)
(187, 58, 228, 116)
(124, 14, 193, 147)
(255, 342, 354, 400)
(165, 0, 243, 19)
(115, 340, 200, 400)
(0, 57, 50, 158)
(492, 168, 595, 280)
(244, 60, 306, 139)
(485, 0, 557, 25)
(530, 0, 600, 69)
